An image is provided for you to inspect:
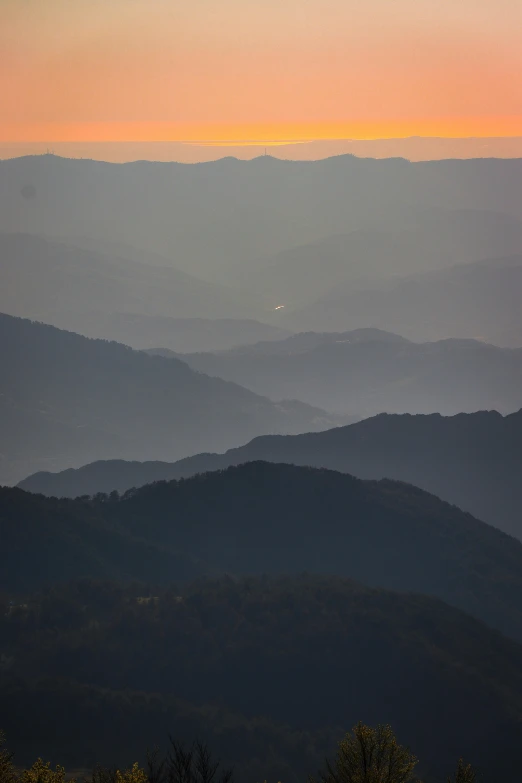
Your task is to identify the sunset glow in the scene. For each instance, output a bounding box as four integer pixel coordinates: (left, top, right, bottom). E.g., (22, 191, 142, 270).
(1, 0, 521, 144)
(2, 119, 522, 145)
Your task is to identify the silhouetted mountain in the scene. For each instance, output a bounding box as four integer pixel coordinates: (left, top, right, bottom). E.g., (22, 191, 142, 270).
(0, 233, 264, 331)
(287, 255, 522, 346)
(0, 314, 344, 484)
(2, 155, 521, 283)
(19, 458, 208, 498)
(233, 212, 522, 307)
(3, 576, 522, 782)
(10, 462, 522, 639)
(20, 410, 522, 540)
(168, 332, 522, 416)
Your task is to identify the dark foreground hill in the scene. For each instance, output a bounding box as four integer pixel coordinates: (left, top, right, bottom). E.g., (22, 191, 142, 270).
(2, 576, 522, 782)
(0, 486, 208, 592)
(7, 462, 522, 641)
(22, 409, 522, 540)
(0, 313, 343, 485)
(176, 331, 522, 416)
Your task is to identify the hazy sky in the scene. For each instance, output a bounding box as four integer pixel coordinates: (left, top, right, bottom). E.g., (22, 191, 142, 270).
(1, 0, 521, 143)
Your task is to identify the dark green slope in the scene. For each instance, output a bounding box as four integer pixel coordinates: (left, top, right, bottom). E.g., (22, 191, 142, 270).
(0, 486, 205, 591)
(2, 576, 522, 782)
(0, 677, 328, 783)
(10, 462, 522, 639)
(108, 462, 522, 641)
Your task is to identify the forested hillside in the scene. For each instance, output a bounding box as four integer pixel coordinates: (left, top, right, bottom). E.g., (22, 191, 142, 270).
(2, 576, 522, 782)
(6, 462, 522, 641)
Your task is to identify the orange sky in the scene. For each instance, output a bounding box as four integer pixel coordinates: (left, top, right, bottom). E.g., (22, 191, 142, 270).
(1, 0, 521, 143)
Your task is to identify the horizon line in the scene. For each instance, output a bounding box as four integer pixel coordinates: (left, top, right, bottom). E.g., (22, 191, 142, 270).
(3, 135, 522, 145)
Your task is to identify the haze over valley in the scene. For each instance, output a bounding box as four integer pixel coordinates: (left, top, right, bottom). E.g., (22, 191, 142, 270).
(0, 313, 346, 485)
(2, 21, 522, 777)
(166, 330, 522, 417)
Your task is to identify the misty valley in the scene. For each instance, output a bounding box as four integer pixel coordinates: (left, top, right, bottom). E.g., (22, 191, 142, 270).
(2, 153, 522, 783)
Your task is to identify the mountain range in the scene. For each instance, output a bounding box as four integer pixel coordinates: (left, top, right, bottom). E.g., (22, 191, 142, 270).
(162, 329, 522, 416)
(232, 212, 522, 309)
(3, 230, 521, 351)
(61, 313, 292, 353)
(20, 409, 522, 540)
(0, 313, 344, 485)
(3, 155, 522, 284)
(7, 461, 522, 642)
(284, 254, 522, 345)
(3, 152, 522, 783)
(5, 156, 522, 350)
(0, 233, 266, 326)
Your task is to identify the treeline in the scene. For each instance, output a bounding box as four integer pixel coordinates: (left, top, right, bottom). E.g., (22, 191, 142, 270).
(1, 725, 476, 783)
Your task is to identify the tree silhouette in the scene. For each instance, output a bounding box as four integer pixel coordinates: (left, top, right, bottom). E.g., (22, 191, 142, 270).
(448, 759, 476, 783)
(167, 740, 233, 783)
(0, 732, 16, 783)
(19, 759, 74, 783)
(311, 722, 418, 783)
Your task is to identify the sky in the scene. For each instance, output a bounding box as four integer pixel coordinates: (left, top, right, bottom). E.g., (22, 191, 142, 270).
(1, 0, 522, 145)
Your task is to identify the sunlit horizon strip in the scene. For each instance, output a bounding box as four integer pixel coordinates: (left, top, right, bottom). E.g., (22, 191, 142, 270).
(3, 117, 522, 144)
(183, 141, 311, 147)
